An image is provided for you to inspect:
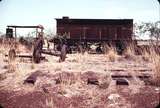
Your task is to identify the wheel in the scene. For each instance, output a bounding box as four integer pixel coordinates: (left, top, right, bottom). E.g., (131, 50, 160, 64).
(78, 44, 85, 54)
(33, 49, 41, 63)
(33, 38, 43, 63)
(8, 49, 16, 62)
(59, 44, 67, 62)
(96, 46, 103, 54)
(34, 38, 43, 52)
(67, 46, 72, 54)
(116, 41, 126, 55)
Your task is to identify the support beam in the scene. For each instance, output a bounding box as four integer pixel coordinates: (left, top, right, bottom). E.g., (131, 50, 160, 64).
(7, 25, 43, 28)
(15, 28, 17, 39)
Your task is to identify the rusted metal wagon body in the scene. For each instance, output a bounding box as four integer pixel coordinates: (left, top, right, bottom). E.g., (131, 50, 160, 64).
(55, 17, 134, 53)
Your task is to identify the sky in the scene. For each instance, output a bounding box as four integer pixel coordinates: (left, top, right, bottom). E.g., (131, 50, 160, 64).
(0, 0, 159, 35)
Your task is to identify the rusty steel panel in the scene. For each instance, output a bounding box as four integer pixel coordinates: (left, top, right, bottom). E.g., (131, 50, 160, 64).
(85, 27, 99, 39)
(101, 27, 109, 40)
(56, 17, 133, 41)
(117, 27, 122, 40)
(109, 27, 116, 40)
(70, 28, 82, 39)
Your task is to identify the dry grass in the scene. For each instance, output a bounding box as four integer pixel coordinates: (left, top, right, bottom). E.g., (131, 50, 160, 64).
(140, 46, 160, 85)
(124, 45, 136, 61)
(150, 53, 160, 85)
(0, 42, 160, 108)
(45, 97, 55, 108)
(7, 62, 16, 73)
(106, 46, 118, 62)
(99, 73, 111, 89)
(0, 73, 7, 81)
(0, 44, 35, 91)
(0, 43, 10, 55)
(0, 41, 159, 107)
(142, 50, 150, 62)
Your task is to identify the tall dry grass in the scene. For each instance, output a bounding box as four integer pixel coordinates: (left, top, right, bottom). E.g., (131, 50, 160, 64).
(105, 46, 118, 62)
(152, 56, 160, 84)
(105, 44, 136, 62)
(149, 49, 160, 85)
(141, 46, 160, 85)
(45, 97, 55, 108)
(123, 45, 136, 61)
(141, 49, 150, 62)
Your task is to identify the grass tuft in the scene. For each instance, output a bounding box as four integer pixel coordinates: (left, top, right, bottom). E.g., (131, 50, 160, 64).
(124, 45, 136, 61)
(45, 97, 55, 108)
(151, 53, 160, 85)
(106, 46, 118, 62)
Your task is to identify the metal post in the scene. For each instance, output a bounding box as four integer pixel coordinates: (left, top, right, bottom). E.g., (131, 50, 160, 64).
(15, 28, 17, 39)
(36, 28, 38, 37)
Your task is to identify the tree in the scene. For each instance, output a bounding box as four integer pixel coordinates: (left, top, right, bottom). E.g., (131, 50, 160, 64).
(44, 28, 55, 39)
(0, 32, 5, 38)
(136, 21, 160, 44)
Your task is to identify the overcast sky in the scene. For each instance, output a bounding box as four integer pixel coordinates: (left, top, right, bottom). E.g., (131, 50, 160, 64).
(0, 0, 159, 35)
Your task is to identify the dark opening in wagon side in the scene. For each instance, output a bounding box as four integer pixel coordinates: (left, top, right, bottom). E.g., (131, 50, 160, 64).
(55, 17, 134, 54)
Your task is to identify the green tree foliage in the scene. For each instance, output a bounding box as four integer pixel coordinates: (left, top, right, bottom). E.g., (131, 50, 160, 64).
(44, 29, 54, 37)
(136, 21, 160, 41)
